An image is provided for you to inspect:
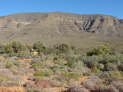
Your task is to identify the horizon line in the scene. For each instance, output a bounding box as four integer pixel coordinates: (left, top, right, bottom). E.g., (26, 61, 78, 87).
(0, 11, 122, 19)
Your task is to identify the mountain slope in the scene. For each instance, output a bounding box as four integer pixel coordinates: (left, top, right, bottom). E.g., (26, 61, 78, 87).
(0, 12, 123, 50)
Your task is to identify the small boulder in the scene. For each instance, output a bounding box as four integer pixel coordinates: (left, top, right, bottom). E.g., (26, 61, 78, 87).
(65, 85, 89, 92)
(82, 76, 103, 90)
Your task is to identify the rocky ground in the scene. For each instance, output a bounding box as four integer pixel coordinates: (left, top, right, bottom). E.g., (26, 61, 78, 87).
(0, 41, 122, 92)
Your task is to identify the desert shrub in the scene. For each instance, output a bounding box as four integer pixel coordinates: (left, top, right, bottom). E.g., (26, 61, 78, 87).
(118, 64, 123, 71)
(43, 48, 55, 55)
(26, 88, 40, 92)
(31, 62, 43, 71)
(72, 60, 85, 74)
(34, 69, 53, 77)
(62, 72, 80, 80)
(52, 65, 69, 76)
(97, 54, 123, 71)
(92, 67, 101, 74)
(98, 63, 105, 70)
(5, 60, 14, 68)
(0, 56, 5, 62)
(65, 56, 77, 68)
(0, 76, 9, 82)
(81, 56, 99, 69)
(33, 41, 46, 54)
(109, 71, 122, 79)
(86, 60, 98, 69)
(104, 63, 118, 71)
(4, 44, 14, 56)
(17, 50, 30, 58)
(0, 44, 5, 54)
(32, 63, 42, 68)
(98, 55, 117, 65)
(26, 44, 32, 51)
(4, 41, 29, 56)
(55, 43, 70, 54)
(100, 71, 122, 81)
(99, 72, 112, 81)
(104, 54, 123, 64)
(87, 45, 112, 56)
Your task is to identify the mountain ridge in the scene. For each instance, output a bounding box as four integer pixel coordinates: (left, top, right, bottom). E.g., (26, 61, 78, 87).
(0, 12, 122, 50)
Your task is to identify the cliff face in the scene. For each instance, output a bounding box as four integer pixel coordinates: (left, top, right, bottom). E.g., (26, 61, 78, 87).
(0, 13, 122, 34)
(0, 12, 122, 49)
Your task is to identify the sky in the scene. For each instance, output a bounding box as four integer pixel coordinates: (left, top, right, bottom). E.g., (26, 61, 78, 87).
(0, 0, 123, 19)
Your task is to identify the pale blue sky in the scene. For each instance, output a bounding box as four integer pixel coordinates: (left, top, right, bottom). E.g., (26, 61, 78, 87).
(0, 0, 123, 18)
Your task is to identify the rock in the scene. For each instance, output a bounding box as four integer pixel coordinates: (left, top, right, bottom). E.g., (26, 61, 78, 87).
(82, 76, 103, 90)
(23, 82, 35, 88)
(112, 80, 123, 92)
(65, 85, 89, 92)
(35, 80, 53, 88)
(91, 86, 118, 92)
(119, 86, 123, 92)
(112, 80, 123, 88)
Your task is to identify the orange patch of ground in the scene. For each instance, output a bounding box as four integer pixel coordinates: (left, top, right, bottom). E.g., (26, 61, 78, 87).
(44, 87, 66, 92)
(18, 58, 32, 62)
(0, 86, 25, 92)
(74, 76, 89, 85)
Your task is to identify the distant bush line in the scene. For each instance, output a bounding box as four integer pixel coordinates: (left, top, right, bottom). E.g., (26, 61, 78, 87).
(0, 40, 120, 57)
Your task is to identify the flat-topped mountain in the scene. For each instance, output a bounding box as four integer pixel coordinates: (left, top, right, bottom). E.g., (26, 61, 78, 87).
(0, 12, 123, 50)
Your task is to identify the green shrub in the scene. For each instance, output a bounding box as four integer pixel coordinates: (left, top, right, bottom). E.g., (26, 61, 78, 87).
(5, 60, 14, 68)
(17, 50, 30, 58)
(4, 44, 14, 56)
(72, 61, 86, 75)
(33, 41, 46, 54)
(87, 60, 98, 69)
(0, 76, 9, 82)
(104, 63, 118, 71)
(87, 44, 112, 56)
(92, 67, 101, 73)
(31, 63, 43, 70)
(82, 56, 99, 69)
(100, 71, 122, 80)
(4, 41, 29, 56)
(66, 56, 77, 68)
(0, 56, 5, 62)
(73, 60, 84, 69)
(118, 64, 123, 71)
(26, 88, 40, 92)
(109, 71, 122, 79)
(0, 44, 5, 54)
(62, 72, 80, 80)
(34, 70, 53, 77)
(43, 48, 55, 55)
(55, 43, 70, 54)
(97, 62, 104, 68)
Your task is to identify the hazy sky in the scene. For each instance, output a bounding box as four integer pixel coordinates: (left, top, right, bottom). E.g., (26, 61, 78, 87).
(0, 0, 123, 18)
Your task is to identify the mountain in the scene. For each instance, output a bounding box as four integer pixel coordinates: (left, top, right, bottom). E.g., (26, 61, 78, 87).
(0, 12, 123, 50)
